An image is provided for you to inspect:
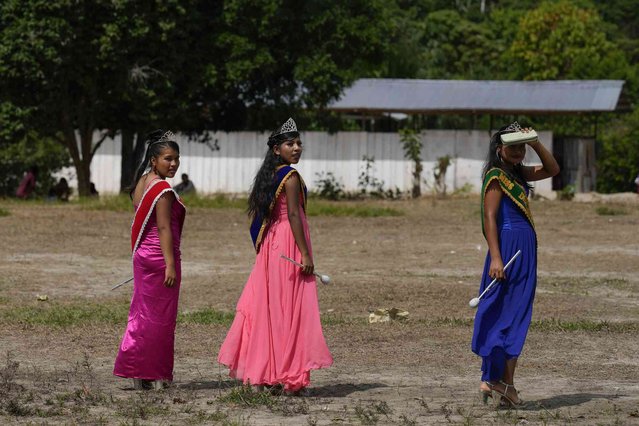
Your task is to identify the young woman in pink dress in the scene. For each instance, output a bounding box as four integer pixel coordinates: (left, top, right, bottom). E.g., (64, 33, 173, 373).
(114, 130, 186, 390)
(218, 118, 333, 394)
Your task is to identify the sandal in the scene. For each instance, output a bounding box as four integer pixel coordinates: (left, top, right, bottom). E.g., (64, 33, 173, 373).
(479, 382, 493, 404)
(490, 381, 524, 407)
(481, 381, 523, 407)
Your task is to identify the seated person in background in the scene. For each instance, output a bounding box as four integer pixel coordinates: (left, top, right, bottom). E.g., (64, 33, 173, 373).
(16, 166, 38, 199)
(53, 178, 71, 202)
(173, 173, 196, 195)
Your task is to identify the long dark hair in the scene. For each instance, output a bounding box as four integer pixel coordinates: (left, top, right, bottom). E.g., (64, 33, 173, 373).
(482, 125, 532, 190)
(247, 128, 294, 220)
(128, 129, 180, 198)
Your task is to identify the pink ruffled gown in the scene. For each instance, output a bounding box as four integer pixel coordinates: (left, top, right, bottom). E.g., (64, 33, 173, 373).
(218, 193, 333, 391)
(114, 198, 185, 381)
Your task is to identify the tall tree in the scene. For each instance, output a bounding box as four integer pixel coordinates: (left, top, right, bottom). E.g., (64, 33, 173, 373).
(507, 0, 631, 81)
(0, 0, 392, 194)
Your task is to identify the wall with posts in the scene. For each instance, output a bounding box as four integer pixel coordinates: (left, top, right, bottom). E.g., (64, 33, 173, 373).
(60, 130, 553, 196)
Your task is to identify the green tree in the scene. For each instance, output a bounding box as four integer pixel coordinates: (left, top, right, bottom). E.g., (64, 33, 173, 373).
(507, 1, 631, 81)
(597, 109, 639, 193)
(418, 9, 496, 79)
(0, 0, 392, 195)
(0, 0, 181, 196)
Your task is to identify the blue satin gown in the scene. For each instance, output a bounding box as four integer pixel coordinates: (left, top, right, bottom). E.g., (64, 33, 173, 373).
(471, 190, 537, 381)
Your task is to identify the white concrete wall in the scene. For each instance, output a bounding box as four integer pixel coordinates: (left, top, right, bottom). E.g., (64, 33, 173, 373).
(59, 130, 553, 196)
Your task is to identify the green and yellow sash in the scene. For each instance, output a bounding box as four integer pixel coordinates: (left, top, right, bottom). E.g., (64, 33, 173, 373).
(481, 167, 535, 238)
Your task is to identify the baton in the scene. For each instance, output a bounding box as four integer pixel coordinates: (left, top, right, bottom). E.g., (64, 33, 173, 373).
(111, 277, 133, 291)
(469, 250, 521, 308)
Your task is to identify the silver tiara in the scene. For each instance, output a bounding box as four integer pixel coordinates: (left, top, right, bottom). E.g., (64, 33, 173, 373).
(159, 130, 177, 142)
(273, 118, 298, 136)
(503, 121, 522, 132)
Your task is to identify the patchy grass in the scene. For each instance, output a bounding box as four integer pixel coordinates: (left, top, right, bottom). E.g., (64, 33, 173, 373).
(0, 207, 9, 217)
(413, 316, 639, 333)
(78, 193, 247, 212)
(595, 206, 628, 216)
(217, 385, 279, 408)
(78, 193, 402, 217)
(530, 318, 639, 333)
(78, 194, 133, 212)
(181, 194, 247, 210)
(540, 276, 638, 295)
(3, 302, 637, 334)
(179, 309, 235, 326)
(0, 302, 234, 328)
(0, 302, 129, 327)
(307, 201, 402, 217)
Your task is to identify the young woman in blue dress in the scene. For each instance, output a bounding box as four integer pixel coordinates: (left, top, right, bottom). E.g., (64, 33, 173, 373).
(472, 123, 560, 406)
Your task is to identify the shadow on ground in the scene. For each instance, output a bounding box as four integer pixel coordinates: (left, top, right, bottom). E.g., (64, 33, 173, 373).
(309, 382, 388, 398)
(178, 379, 238, 390)
(525, 393, 619, 410)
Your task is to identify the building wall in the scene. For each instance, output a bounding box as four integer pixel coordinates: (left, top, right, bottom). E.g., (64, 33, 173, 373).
(60, 130, 554, 196)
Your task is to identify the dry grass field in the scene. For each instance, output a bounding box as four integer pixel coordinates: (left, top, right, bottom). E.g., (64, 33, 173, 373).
(1, 194, 638, 425)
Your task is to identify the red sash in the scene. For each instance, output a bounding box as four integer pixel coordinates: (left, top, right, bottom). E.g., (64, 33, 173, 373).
(131, 180, 175, 253)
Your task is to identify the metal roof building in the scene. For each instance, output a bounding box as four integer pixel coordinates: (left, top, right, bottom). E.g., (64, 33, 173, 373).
(328, 79, 626, 115)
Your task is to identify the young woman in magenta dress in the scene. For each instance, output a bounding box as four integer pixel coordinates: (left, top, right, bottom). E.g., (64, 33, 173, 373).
(472, 123, 559, 406)
(218, 118, 333, 394)
(114, 130, 186, 390)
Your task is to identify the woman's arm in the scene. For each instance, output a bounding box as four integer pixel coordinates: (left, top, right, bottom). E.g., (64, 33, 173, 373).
(156, 192, 177, 287)
(484, 180, 506, 280)
(284, 174, 314, 275)
(522, 139, 560, 182)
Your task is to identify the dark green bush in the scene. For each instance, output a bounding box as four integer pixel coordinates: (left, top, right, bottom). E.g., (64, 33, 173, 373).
(597, 109, 639, 193)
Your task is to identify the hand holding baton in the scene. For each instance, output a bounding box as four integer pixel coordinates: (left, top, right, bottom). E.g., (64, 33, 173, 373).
(469, 250, 521, 308)
(280, 255, 331, 284)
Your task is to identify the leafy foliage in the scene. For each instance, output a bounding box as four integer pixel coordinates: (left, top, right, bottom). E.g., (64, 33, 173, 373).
(508, 1, 631, 81)
(2, 0, 639, 195)
(597, 109, 639, 193)
(0, 132, 70, 197)
(399, 129, 423, 198)
(0, 0, 392, 194)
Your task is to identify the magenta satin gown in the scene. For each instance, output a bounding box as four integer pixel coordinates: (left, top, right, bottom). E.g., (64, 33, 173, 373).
(114, 197, 185, 381)
(218, 193, 333, 391)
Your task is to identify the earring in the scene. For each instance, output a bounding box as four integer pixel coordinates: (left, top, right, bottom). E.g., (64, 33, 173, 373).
(496, 149, 503, 163)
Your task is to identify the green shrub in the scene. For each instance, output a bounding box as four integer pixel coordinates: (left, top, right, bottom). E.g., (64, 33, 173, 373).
(595, 206, 627, 216)
(597, 109, 639, 193)
(558, 184, 576, 201)
(313, 172, 345, 200)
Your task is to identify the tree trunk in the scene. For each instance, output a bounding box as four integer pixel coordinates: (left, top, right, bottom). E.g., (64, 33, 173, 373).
(77, 128, 94, 197)
(120, 129, 134, 193)
(412, 161, 422, 198)
(120, 130, 147, 193)
(76, 157, 92, 197)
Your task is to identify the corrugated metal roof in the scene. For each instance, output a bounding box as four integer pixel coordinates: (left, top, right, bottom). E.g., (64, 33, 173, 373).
(328, 79, 625, 114)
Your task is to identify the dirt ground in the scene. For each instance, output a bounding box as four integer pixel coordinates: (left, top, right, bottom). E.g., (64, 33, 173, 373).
(1, 195, 638, 425)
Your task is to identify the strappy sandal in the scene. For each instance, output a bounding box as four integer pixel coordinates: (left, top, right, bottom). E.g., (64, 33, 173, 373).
(492, 381, 524, 407)
(480, 382, 494, 404)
